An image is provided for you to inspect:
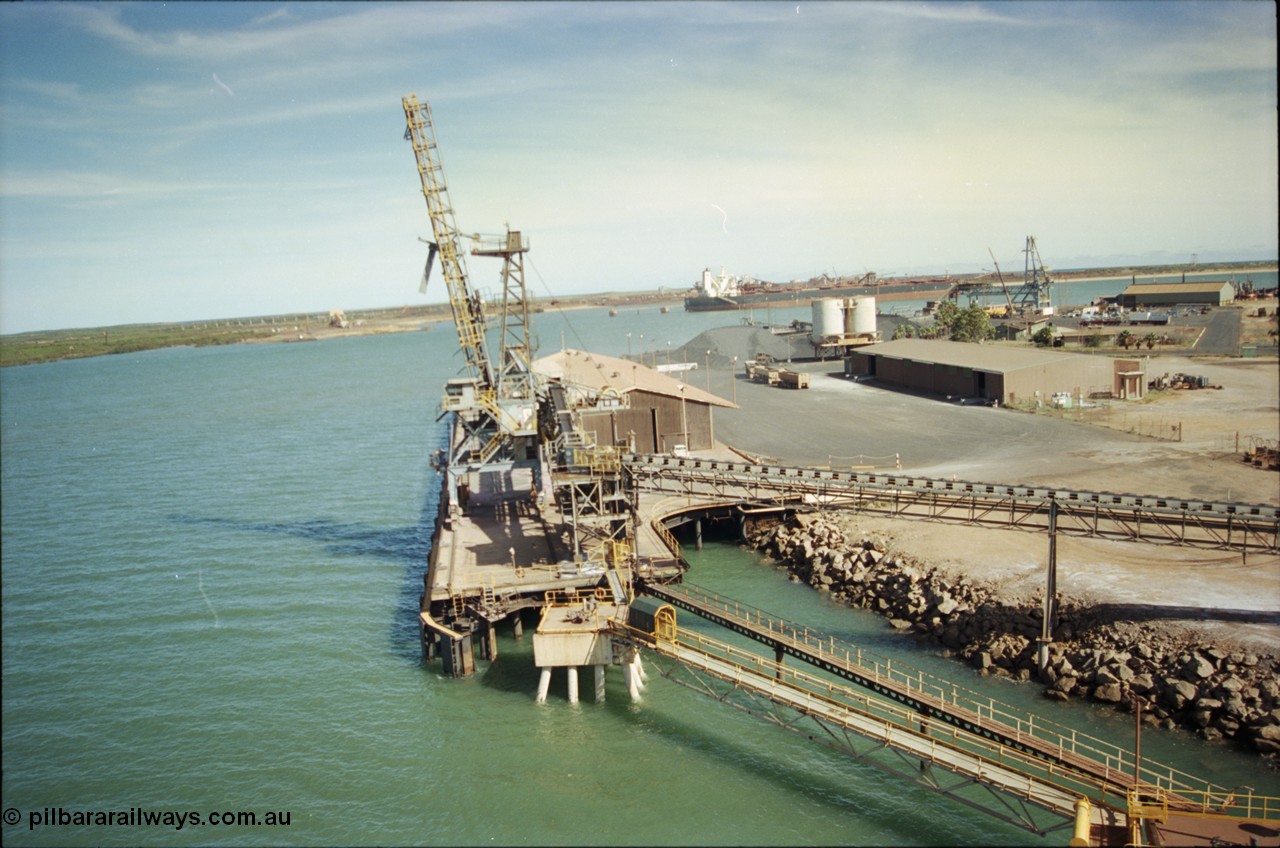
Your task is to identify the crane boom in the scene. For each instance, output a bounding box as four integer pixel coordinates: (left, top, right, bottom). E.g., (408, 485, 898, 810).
(402, 94, 494, 389)
(988, 247, 1015, 315)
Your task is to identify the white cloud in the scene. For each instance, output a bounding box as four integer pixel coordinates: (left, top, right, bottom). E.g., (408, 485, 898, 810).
(1, 1, 1274, 333)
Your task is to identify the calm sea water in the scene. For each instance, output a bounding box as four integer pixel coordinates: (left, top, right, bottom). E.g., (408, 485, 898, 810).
(2, 300, 1276, 846)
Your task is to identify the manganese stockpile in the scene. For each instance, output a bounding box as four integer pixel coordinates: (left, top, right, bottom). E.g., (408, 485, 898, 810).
(746, 513, 1280, 761)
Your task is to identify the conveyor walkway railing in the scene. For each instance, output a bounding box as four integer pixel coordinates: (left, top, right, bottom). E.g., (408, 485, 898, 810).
(611, 604, 1280, 839)
(642, 581, 1233, 810)
(611, 615, 1108, 833)
(621, 453, 1279, 553)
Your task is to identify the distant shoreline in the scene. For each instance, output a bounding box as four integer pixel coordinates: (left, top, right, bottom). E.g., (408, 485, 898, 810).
(2, 261, 1274, 367)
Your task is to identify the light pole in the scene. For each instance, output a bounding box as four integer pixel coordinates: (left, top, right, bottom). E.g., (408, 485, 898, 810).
(679, 384, 688, 451)
(731, 356, 738, 404)
(666, 340, 671, 367)
(626, 332, 632, 359)
(705, 350, 712, 391)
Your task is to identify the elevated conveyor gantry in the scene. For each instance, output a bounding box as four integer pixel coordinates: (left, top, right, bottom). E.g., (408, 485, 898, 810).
(622, 454, 1280, 554)
(612, 587, 1280, 842)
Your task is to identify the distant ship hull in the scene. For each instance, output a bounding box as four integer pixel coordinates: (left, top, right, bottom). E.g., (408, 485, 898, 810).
(684, 280, 954, 312)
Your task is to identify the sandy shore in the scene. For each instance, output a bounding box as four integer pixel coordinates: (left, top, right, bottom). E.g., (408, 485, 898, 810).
(261, 263, 1280, 346)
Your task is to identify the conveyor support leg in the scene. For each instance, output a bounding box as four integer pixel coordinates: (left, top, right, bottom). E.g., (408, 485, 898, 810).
(536, 667, 552, 704)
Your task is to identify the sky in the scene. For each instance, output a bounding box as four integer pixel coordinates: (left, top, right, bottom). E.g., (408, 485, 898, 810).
(0, 1, 1275, 334)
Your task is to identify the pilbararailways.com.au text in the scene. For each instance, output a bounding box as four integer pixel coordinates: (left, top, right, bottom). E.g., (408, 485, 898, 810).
(6, 806, 292, 831)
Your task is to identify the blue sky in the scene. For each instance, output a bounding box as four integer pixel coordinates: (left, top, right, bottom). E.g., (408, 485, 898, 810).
(1, 1, 1275, 333)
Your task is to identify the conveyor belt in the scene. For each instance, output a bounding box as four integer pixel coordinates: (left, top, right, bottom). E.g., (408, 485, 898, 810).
(642, 581, 1221, 806)
(613, 587, 1280, 839)
(622, 453, 1279, 553)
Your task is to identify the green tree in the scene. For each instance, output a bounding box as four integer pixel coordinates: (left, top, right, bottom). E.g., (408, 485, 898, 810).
(1117, 329, 1135, 350)
(891, 322, 916, 340)
(1031, 326, 1055, 347)
(950, 303, 995, 343)
(1142, 332, 1157, 350)
(930, 300, 961, 338)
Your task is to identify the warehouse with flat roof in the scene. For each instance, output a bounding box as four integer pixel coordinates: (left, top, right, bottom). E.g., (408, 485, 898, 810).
(845, 338, 1145, 405)
(1119, 281, 1234, 308)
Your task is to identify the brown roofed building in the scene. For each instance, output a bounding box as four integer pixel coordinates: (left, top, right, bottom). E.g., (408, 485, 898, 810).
(534, 349, 735, 454)
(1119, 281, 1234, 308)
(846, 338, 1145, 405)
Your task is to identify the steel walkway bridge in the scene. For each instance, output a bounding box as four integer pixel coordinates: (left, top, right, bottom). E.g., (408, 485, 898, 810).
(621, 453, 1280, 554)
(612, 582, 1280, 843)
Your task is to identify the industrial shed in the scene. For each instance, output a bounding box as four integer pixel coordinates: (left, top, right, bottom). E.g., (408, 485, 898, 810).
(1119, 281, 1234, 308)
(845, 338, 1145, 405)
(534, 349, 735, 453)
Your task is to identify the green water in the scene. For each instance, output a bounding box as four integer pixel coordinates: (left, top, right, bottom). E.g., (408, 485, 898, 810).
(2, 314, 1274, 846)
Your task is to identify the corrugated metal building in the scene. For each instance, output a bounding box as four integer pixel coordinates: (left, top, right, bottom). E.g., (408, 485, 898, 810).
(534, 349, 735, 453)
(1119, 281, 1234, 308)
(845, 339, 1145, 404)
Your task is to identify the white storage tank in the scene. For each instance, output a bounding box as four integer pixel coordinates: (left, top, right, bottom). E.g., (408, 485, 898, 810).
(850, 295, 877, 335)
(812, 298, 844, 343)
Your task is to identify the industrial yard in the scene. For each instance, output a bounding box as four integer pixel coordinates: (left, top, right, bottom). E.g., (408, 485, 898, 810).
(396, 86, 1280, 844)
(706, 344, 1279, 653)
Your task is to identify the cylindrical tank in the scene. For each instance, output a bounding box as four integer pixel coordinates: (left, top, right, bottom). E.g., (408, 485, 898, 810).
(812, 298, 844, 343)
(850, 295, 877, 335)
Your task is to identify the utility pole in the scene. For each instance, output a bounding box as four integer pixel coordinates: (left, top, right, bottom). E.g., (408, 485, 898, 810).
(679, 385, 688, 451)
(1037, 498, 1058, 676)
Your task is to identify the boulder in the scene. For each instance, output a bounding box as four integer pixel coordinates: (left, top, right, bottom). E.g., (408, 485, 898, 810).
(1181, 654, 1215, 681)
(1129, 673, 1156, 696)
(1257, 724, 1280, 743)
(1254, 737, 1280, 755)
(1163, 680, 1198, 710)
(1053, 675, 1079, 695)
(1094, 667, 1121, 687)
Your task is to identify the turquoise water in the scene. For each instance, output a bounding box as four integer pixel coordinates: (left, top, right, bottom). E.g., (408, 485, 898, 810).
(2, 310, 1275, 846)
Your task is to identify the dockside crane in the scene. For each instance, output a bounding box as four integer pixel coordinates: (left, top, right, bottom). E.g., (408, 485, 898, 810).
(1022, 235, 1054, 314)
(988, 247, 1016, 316)
(471, 228, 535, 403)
(402, 94, 539, 481)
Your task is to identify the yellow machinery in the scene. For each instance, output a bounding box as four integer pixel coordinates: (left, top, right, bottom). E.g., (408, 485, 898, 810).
(402, 94, 539, 472)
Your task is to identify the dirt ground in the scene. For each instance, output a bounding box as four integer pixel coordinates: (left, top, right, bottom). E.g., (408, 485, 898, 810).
(715, 346, 1279, 655)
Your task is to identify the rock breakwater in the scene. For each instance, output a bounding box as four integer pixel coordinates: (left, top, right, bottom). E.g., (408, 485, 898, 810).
(746, 513, 1280, 761)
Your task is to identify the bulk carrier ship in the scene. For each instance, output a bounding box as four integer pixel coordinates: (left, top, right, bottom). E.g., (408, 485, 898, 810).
(684, 267, 955, 312)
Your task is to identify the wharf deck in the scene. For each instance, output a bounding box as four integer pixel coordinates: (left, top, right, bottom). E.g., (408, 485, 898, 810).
(423, 468, 689, 620)
(425, 489, 567, 604)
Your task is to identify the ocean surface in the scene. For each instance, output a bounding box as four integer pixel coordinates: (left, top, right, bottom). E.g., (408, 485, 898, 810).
(3, 291, 1277, 846)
